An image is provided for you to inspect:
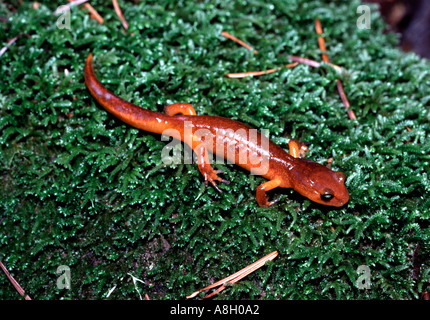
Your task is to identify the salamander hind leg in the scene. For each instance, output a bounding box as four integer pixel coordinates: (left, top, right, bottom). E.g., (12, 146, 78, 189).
(164, 103, 197, 116)
(194, 144, 230, 193)
(256, 179, 282, 207)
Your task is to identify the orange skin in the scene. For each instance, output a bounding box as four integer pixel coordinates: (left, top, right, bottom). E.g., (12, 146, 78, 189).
(84, 53, 349, 207)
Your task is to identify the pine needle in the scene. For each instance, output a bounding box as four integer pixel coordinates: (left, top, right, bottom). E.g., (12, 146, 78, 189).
(187, 251, 278, 299)
(225, 63, 298, 78)
(0, 260, 31, 300)
(315, 18, 356, 120)
(112, 0, 129, 31)
(221, 31, 258, 54)
(67, 0, 104, 24)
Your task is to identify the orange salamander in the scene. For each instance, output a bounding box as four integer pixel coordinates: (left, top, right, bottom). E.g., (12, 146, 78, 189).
(84, 53, 349, 207)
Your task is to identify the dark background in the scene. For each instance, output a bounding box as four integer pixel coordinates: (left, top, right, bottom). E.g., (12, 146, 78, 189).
(368, 0, 430, 59)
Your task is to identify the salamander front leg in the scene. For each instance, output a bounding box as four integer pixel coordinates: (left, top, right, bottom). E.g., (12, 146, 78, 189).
(164, 103, 197, 116)
(288, 139, 309, 158)
(256, 178, 282, 207)
(194, 145, 230, 192)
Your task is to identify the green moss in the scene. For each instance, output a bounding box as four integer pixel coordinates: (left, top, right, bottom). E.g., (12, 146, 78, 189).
(1, 0, 429, 299)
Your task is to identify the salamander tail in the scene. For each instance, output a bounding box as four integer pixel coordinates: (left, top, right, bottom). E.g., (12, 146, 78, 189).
(84, 53, 180, 135)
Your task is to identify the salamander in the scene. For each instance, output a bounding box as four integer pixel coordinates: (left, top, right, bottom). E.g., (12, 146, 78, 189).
(84, 53, 349, 207)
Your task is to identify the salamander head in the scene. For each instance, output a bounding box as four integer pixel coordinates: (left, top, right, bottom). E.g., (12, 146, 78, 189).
(291, 159, 349, 207)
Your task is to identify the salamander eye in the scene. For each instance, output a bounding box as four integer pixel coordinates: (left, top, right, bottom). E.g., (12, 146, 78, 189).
(320, 189, 334, 201)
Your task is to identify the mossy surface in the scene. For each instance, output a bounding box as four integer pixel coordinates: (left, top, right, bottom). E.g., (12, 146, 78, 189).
(0, 0, 429, 299)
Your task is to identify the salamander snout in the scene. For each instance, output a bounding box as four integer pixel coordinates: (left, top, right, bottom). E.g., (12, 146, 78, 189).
(291, 160, 350, 207)
(315, 171, 349, 207)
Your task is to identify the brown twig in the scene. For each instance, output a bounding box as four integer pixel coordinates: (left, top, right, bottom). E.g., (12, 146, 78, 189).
(0, 36, 19, 58)
(0, 260, 31, 300)
(187, 251, 278, 299)
(221, 31, 258, 54)
(315, 18, 329, 63)
(289, 55, 322, 68)
(112, 0, 128, 30)
(0, 33, 30, 58)
(336, 79, 356, 120)
(288, 55, 343, 74)
(315, 18, 356, 120)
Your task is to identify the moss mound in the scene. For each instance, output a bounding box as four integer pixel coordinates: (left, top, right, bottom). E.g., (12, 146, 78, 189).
(1, 0, 429, 299)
